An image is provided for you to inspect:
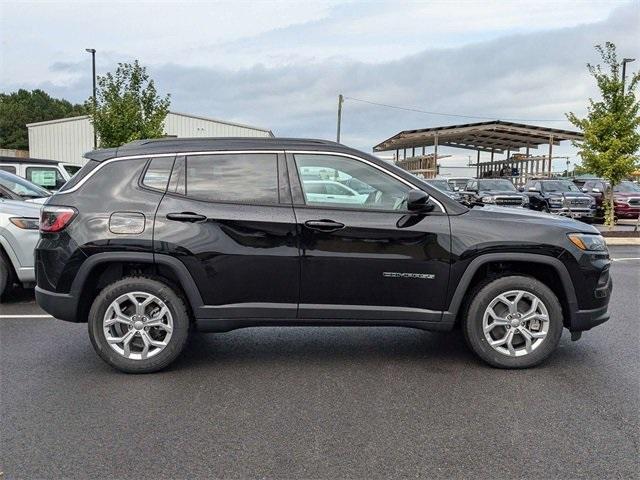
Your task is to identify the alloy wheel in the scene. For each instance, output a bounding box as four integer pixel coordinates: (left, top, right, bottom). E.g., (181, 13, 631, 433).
(103, 291, 173, 360)
(482, 290, 550, 357)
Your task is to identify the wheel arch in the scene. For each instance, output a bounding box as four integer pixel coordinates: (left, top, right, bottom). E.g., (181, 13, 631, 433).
(70, 252, 203, 322)
(446, 253, 578, 328)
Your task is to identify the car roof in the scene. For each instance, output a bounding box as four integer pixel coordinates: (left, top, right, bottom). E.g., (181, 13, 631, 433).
(0, 155, 60, 165)
(85, 137, 350, 162)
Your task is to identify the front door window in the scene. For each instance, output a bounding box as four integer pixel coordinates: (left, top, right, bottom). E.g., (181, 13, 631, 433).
(294, 154, 411, 211)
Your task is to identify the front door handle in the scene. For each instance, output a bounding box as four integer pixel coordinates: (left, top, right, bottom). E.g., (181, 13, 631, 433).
(304, 219, 345, 232)
(166, 212, 207, 223)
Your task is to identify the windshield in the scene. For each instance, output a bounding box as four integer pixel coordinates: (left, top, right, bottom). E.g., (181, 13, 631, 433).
(0, 170, 51, 198)
(448, 179, 468, 190)
(478, 180, 516, 192)
(427, 180, 453, 191)
(614, 181, 640, 192)
(543, 181, 580, 192)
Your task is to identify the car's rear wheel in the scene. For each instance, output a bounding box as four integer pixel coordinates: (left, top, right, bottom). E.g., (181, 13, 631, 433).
(463, 275, 563, 368)
(88, 276, 190, 373)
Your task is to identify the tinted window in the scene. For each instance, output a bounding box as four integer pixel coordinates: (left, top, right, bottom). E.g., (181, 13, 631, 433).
(142, 157, 175, 191)
(0, 165, 16, 174)
(25, 166, 65, 190)
(295, 154, 411, 211)
(185, 154, 278, 204)
(64, 165, 81, 176)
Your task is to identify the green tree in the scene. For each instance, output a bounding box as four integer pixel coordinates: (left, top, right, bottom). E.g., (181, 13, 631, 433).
(87, 60, 170, 148)
(567, 42, 640, 226)
(0, 89, 86, 150)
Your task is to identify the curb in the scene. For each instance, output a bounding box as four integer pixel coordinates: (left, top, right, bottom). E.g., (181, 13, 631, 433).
(604, 237, 640, 246)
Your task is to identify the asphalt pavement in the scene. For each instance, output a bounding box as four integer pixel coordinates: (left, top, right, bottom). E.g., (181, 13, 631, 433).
(1, 246, 638, 479)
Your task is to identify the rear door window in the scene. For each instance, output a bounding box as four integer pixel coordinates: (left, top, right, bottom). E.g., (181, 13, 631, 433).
(184, 153, 278, 204)
(0, 165, 17, 174)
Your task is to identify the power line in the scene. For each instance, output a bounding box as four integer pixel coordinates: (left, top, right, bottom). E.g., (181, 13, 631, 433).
(343, 96, 570, 123)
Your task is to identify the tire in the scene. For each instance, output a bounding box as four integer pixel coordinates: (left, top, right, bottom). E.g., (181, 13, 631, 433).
(0, 251, 14, 302)
(88, 276, 190, 373)
(462, 275, 563, 368)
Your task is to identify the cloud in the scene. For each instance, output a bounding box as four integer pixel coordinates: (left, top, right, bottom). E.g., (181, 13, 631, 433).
(1, 0, 638, 164)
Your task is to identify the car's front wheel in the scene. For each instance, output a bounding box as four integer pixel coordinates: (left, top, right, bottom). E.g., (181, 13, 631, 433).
(88, 276, 190, 373)
(463, 275, 563, 368)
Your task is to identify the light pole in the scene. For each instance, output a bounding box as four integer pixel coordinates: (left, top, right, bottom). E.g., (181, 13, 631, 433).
(85, 48, 97, 149)
(336, 94, 343, 143)
(621, 58, 635, 96)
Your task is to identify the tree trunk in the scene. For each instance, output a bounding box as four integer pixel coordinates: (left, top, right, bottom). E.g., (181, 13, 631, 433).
(607, 183, 615, 231)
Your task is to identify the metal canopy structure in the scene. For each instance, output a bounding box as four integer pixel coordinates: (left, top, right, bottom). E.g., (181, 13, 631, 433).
(373, 120, 583, 154)
(373, 120, 583, 183)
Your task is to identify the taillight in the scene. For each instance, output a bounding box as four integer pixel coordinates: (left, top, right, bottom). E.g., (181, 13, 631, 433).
(40, 206, 77, 233)
(9, 217, 40, 230)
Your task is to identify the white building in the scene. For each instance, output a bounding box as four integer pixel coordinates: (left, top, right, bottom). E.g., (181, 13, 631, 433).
(27, 111, 273, 166)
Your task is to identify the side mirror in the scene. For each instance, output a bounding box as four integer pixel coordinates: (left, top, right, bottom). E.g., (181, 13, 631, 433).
(407, 190, 432, 212)
(591, 188, 601, 193)
(528, 187, 539, 193)
(581, 187, 588, 192)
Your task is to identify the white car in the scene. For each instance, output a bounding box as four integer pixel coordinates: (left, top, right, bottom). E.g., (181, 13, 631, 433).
(0, 170, 50, 299)
(303, 180, 369, 205)
(0, 156, 79, 191)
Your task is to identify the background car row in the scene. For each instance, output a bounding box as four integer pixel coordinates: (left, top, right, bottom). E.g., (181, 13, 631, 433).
(426, 175, 640, 223)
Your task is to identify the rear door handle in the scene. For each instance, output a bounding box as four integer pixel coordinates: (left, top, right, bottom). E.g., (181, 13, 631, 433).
(304, 219, 345, 232)
(166, 212, 207, 223)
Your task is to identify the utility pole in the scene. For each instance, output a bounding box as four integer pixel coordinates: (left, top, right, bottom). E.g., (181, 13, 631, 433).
(86, 48, 97, 149)
(336, 94, 344, 143)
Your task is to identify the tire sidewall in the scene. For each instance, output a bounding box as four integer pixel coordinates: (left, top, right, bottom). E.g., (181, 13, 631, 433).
(88, 277, 190, 373)
(0, 254, 8, 298)
(464, 276, 563, 368)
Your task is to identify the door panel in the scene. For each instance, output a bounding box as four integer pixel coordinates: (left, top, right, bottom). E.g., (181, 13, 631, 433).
(294, 207, 451, 319)
(153, 153, 299, 319)
(289, 152, 451, 321)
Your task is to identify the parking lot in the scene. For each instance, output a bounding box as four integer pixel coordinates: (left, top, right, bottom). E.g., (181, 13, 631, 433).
(0, 245, 638, 479)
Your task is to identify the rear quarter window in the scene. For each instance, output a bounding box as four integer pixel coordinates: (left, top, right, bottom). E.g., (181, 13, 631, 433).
(141, 157, 175, 192)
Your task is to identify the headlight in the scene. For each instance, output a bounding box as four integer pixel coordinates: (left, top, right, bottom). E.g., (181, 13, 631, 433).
(567, 233, 607, 251)
(481, 196, 495, 203)
(9, 217, 40, 230)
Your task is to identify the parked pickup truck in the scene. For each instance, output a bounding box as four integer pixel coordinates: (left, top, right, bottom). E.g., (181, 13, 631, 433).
(521, 179, 596, 222)
(580, 179, 640, 220)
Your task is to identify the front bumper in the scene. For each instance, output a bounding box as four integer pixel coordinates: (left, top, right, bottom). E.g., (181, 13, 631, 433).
(614, 204, 640, 218)
(568, 273, 612, 332)
(35, 286, 79, 322)
(549, 207, 595, 219)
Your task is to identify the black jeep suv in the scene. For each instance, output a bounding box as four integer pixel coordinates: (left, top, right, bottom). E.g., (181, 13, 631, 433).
(35, 138, 612, 373)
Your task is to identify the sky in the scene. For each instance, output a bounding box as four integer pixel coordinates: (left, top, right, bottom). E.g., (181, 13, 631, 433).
(1, 0, 639, 171)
